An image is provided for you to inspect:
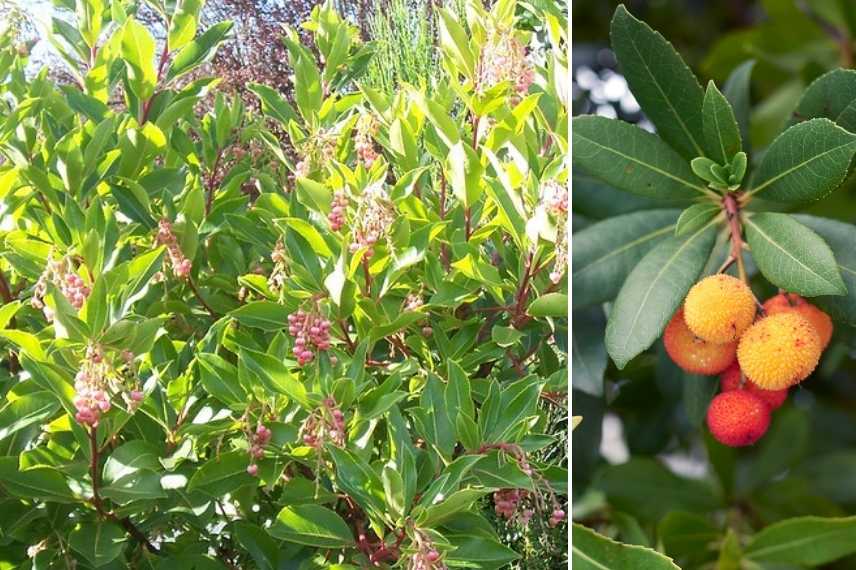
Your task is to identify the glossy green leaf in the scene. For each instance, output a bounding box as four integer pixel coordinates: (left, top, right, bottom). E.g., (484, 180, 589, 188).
(610, 5, 706, 159)
(69, 522, 127, 567)
(702, 81, 742, 163)
(750, 119, 856, 203)
(572, 116, 709, 200)
(573, 210, 680, 308)
(167, 21, 234, 82)
(745, 516, 856, 566)
(675, 203, 720, 237)
(745, 213, 846, 297)
(605, 221, 717, 369)
(268, 505, 353, 548)
(573, 523, 681, 570)
(121, 19, 157, 100)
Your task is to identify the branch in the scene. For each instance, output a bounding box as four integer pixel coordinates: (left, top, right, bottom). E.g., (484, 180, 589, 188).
(187, 277, 219, 318)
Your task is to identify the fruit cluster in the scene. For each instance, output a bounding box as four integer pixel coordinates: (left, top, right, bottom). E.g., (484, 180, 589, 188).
(287, 309, 332, 366)
(245, 423, 272, 476)
(664, 275, 832, 447)
(354, 113, 380, 168)
(156, 219, 192, 279)
(328, 190, 348, 231)
(300, 397, 346, 449)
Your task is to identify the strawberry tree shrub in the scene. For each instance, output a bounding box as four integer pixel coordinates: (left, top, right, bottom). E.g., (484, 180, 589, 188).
(573, 5, 856, 569)
(0, 0, 568, 568)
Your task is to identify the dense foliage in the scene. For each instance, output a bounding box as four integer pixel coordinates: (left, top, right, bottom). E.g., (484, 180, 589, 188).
(0, 0, 568, 568)
(573, 4, 856, 569)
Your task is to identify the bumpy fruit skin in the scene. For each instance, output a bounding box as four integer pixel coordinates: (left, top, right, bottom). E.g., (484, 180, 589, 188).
(684, 275, 756, 344)
(664, 309, 737, 375)
(720, 362, 788, 410)
(737, 312, 822, 390)
(706, 390, 771, 447)
(763, 293, 833, 349)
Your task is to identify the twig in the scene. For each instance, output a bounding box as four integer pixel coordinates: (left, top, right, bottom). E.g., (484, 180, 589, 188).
(187, 277, 218, 318)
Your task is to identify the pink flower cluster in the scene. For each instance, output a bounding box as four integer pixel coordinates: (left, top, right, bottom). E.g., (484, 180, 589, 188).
(73, 346, 143, 428)
(493, 488, 532, 521)
(61, 273, 91, 310)
(31, 257, 90, 316)
(479, 32, 534, 102)
(328, 191, 348, 231)
(548, 508, 566, 528)
(354, 114, 379, 168)
(349, 183, 395, 259)
(407, 530, 445, 570)
(157, 219, 192, 279)
(269, 238, 288, 294)
(246, 423, 272, 476)
(295, 130, 337, 178)
(301, 397, 346, 449)
(287, 309, 332, 366)
(542, 181, 568, 284)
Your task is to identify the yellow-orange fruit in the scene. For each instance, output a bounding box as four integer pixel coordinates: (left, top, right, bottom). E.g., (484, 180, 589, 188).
(707, 390, 770, 447)
(763, 293, 833, 349)
(684, 275, 756, 344)
(737, 312, 822, 390)
(663, 308, 737, 375)
(719, 362, 788, 410)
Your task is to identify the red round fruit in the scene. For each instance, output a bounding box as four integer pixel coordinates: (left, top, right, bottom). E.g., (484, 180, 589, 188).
(719, 363, 788, 410)
(706, 390, 771, 447)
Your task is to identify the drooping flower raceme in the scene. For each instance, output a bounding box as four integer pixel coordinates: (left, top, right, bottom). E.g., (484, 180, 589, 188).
(156, 219, 192, 279)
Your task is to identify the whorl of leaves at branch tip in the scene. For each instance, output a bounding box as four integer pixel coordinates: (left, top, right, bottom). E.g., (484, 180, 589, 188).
(0, 0, 568, 568)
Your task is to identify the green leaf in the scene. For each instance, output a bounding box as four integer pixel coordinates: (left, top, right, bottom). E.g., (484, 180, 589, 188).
(572, 116, 709, 200)
(240, 349, 310, 408)
(121, 19, 157, 101)
(187, 450, 255, 496)
(749, 118, 856, 202)
(69, 522, 127, 567)
(573, 210, 680, 308)
(445, 533, 521, 568)
(198, 353, 247, 408)
(596, 458, 722, 522)
(167, 21, 234, 82)
(745, 407, 809, 491)
(745, 516, 856, 566)
(421, 488, 491, 527)
(793, 69, 856, 132)
(0, 392, 60, 441)
(745, 213, 846, 297)
(446, 141, 483, 207)
(675, 203, 720, 237)
(572, 307, 607, 397)
(0, 457, 76, 502)
(722, 60, 755, 146)
(572, 523, 681, 570)
(230, 301, 289, 331)
(683, 374, 718, 428)
(527, 293, 568, 317)
(103, 440, 161, 483)
(438, 8, 475, 78)
(794, 215, 856, 324)
(610, 5, 705, 159)
(605, 221, 717, 369)
(702, 81, 742, 164)
(268, 505, 353, 548)
(657, 511, 719, 565)
(248, 83, 298, 127)
(168, 0, 203, 51)
(101, 469, 167, 504)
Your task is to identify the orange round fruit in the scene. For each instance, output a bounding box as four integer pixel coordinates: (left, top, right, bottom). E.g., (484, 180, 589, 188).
(706, 390, 770, 447)
(737, 312, 822, 390)
(763, 293, 833, 349)
(664, 308, 737, 375)
(684, 275, 756, 344)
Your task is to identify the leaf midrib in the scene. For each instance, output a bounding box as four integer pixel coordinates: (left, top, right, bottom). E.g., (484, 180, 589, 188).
(745, 217, 841, 291)
(750, 139, 856, 196)
(747, 526, 856, 559)
(617, 219, 717, 356)
(575, 131, 709, 196)
(575, 225, 676, 275)
(623, 23, 705, 157)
